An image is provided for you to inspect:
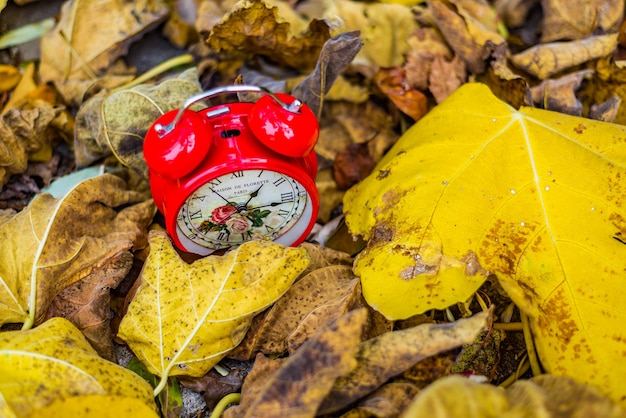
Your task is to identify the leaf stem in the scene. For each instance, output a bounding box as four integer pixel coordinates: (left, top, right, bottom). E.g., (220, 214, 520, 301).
(492, 322, 523, 331)
(153, 374, 168, 398)
(521, 312, 542, 376)
(210, 393, 241, 418)
(112, 54, 195, 92)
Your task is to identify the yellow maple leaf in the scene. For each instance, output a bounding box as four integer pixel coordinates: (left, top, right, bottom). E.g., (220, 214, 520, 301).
(0, 317, 157, 417)
(117, 231, 310, 395)
(344, 83, 626, 405)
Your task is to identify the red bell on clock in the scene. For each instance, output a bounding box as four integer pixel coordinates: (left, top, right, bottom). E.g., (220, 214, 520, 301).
(144, 85, 320, 255)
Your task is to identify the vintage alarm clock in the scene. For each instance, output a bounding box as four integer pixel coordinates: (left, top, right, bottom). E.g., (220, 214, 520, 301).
(144, 85, 320, 255)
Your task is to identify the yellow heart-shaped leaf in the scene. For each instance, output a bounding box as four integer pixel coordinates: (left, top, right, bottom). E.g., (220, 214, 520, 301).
(344, 82, 626, 405)
(118, 231, 310, 394)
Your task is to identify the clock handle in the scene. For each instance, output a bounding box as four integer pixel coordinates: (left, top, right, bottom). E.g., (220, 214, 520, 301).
(154, 85, 302, 137)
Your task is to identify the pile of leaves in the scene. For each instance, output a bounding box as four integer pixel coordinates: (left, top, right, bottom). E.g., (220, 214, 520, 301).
(1, 0, 626, 417)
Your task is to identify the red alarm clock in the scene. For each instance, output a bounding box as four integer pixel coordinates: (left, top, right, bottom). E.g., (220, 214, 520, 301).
(144, 85, 320, 255)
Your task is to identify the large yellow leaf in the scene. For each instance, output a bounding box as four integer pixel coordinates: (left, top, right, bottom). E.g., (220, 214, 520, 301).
(344, 83, 626, 404)
(117, 231, 310, 394)
(0, 317, 157, 417)
(0, 173, 154, 329)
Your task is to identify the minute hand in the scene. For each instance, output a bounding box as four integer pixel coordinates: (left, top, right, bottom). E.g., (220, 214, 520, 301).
(247, 201, 289, 210)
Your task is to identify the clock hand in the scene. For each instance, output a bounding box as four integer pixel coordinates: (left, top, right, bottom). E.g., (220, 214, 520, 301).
(247, 201, 289, 210)
(209, 187, 237, 208)
(241, 185, 264, 208)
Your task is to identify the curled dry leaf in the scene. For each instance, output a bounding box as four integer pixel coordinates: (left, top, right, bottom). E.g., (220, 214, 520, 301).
(374, 67, 429, 120)
(579, 58, 626, 125)
(404, 28, 453, 91)
(478, 43, 530, 109)
(44, 251, 135, 361)
(589, 96, 622, 122)
(0, 173, 155, 329)
(0, 317, 157, 417)
(292, 31, 363, 118)
(530, 70, 594, 116)
(344, 83, 626, 405)
(429, 0, 504, 74)
(117, 231, 310, 393)
(74, 68, 202, 175)
(207, 0, 331, 70)
(510, 33, 618, 80)
(230, 264, 360, 358)
(400, 374, 626, 418)
(223, 309, 367, 418)
(318, 309, 491, 415)
(39, 0, 169, 83)
(540, 0, 623, 42)
(0, 105, 61, 187)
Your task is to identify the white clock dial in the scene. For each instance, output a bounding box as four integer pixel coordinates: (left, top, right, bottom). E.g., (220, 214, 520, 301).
(176, 169, 310, 252)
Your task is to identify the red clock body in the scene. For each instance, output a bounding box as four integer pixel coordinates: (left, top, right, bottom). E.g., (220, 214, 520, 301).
(144, 87, 320, 255)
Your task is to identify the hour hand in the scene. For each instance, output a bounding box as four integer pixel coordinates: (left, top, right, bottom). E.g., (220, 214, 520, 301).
(242, 185, 264, 207)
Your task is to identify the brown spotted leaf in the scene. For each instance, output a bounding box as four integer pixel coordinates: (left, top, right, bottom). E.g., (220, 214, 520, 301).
(223, 309, 367, 418)
(0, 173, 154, 329)
(74, 68, 202, 175)
(207, 0, 331, 70)
(318, 309, 491, 415)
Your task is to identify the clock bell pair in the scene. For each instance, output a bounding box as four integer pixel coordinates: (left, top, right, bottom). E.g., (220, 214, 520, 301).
(143, 85, 320, 255)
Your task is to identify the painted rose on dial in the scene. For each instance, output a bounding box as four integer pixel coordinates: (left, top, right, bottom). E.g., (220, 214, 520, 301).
(211, 205, 237, 224)
(227, 218, 251, 233)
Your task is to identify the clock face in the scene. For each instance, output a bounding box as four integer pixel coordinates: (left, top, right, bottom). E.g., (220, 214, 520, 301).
(176, 169, 310, 251)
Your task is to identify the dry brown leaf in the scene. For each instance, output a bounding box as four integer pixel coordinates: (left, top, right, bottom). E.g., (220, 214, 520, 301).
(318, 309, 492, 415)
(510, 33, 618, 80)
(405, 28, 453, 91)
(341, 382, 420, 418)
(0, 173, 155, 328)
(428, 55, 467, 103)
(589, 95, 622, 122)
(207, 0, 331, 70)
(44, 251, 134, 361)
(224, 309, 367, 418)
(374, 67, 429, 120)
(39, 0, 169, 84)
(229, 244, 360, 358)
(0, 105, 61, 187)
(292, 31, 363, 118)
(428, 0, 504, 74)
(316, 101, 399, 165)
(74, 68, 202, 174)
(478, 44, 530, 109)
(333, 142, 377, 191)
(540, 0, 623, 42)
(530, 69, 594, 116)
(578, 58, 626, 124)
